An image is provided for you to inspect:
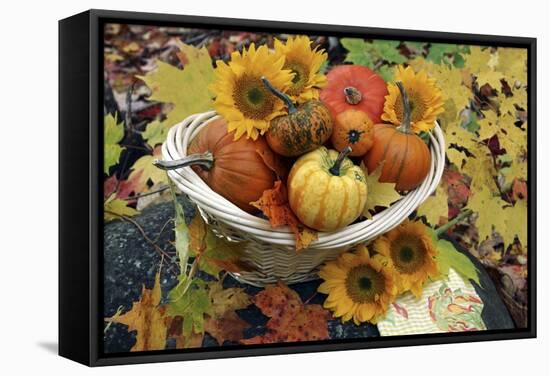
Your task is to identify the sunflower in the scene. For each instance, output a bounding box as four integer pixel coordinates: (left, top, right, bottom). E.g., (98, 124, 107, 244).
(318, 248, 397, 324)
(274, 36, 327, 104)
(209, 43, 293, 140)
(373, 220, 439, 298)
(381, 65, 444, 133)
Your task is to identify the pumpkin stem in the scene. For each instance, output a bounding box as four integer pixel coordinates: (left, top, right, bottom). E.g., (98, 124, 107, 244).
(344, 86, 362, 105)
(329, 146, 352, 176)
(396, 81, 412, 134)
(261, 76, 297, 114)
(153, 151, 214, 171)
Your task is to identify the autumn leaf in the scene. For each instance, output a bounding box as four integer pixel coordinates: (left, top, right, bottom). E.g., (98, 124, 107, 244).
(416, 185, 449, 226)
(104, 193, 138, 222)
(204, 280, 251, 344)
(105, 270, 167, 351)
(127, 146, 168, 193)
(501, 198, 528, 247)
(251, 180, 318, 251)
(137, 42, 215, 128)
(466, 184, 508, 243)
(340, 38, 404, 80)
(433, 235, 481, 285)
(166, 277, 212, 345)
(142, 119, 168, 148)
(205, 311, 250, 345)
(104, 113, 125, 174)
(241, 282, 330, 344)
(208, 280, 251, 317)
(170, 181, 192, 274)
(360, 163, 402, 219)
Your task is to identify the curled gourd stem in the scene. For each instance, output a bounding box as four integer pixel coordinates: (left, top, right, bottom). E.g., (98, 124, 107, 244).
(153, 151, 214, 171)
(344, 86, 362, 105)
(261, 76, 297, 114)
(329, 146, 352, 176)
(396, 81, 412, 134)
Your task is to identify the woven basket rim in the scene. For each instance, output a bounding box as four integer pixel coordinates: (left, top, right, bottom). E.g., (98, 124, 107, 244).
(161, 111, 446, 249)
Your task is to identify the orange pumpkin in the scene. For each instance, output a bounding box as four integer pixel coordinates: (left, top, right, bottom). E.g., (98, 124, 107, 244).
(331, 109, 374, 156)
(320, 65, 388, 123)
(155, 118, 282, 213)
(364, 82, 431, 191)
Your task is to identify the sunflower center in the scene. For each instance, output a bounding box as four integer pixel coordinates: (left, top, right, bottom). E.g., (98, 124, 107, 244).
(390, 235, 427, 274)
(345, 265, 385, 303)
(285, 60, 309, 96)
(394, 91, 427, 124)
(233, 74, 276, 120)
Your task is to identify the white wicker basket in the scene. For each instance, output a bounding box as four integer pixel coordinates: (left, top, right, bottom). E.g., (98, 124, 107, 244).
(160, 111, 446, 286)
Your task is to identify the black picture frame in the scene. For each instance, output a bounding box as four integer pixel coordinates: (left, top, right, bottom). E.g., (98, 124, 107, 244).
(59, 9, 537, 367)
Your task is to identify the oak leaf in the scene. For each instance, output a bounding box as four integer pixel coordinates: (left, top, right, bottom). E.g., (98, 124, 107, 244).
(240, 282, 330, 344)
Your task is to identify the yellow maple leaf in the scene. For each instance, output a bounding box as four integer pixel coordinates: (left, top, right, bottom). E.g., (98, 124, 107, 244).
(104, 193, 138, 221)
(476, 69, 504, 89)
(466, 184, 508, 243)
(127, 146, 168, 194)
(496, 47, 527, 85)
(463, 46, 494, 75)
(501, 157, 527, 186)
(208, 281, 251, 318)
(360, 163, 402, 219)
(106, 271, 167, 351)
(138, 42, 215, 127)
(462, 151, 499, 192)
(501, 199, 528, 246)
(416, 185, 448, 226)
(104, 113, 125, 174)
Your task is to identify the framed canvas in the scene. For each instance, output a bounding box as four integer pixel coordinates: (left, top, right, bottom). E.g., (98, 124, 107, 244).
(59, 9, 536, 366)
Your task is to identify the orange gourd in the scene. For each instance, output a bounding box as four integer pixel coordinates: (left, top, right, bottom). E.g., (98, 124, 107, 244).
(364, 82, 431, 191)
(155, 118, 282, 213)
(331, 109, 374, 156)
(320, 65, 388, 123)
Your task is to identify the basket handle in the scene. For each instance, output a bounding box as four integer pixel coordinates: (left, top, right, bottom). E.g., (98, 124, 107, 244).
(153, 151, 214, 171)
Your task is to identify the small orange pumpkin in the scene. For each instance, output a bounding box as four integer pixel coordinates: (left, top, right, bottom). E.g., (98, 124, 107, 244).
(364, 82, 431, 191)
(320, 65, 388, 124)
(331, 109, 374, 156)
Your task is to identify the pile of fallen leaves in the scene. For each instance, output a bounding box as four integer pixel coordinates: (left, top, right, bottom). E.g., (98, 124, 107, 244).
(103, 23, 529, 347)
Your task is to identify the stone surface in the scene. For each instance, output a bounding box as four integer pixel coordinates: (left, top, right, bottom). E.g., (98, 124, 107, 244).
(103, 200, 513, 354)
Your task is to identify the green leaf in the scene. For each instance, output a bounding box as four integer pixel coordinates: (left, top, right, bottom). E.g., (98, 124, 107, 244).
(376, 65, 394, 82)
(167, 278, 211, 339)
(142, 119, 168, 148)
(104, 193, 138, 221)
(341, 38, 406, 68)
(104, 113, 125, 174)
(371, 40, 406, 64)
(341, 38, 376, 67)
(436, 238, 481, 285)
(170, 181, 190, 275)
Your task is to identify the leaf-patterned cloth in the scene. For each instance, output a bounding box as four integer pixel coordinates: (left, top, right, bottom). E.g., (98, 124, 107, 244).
(377, 269, 486, 336)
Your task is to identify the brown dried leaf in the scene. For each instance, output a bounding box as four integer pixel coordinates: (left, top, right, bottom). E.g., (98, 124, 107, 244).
(240, 282, 330, 344)
(204, 311, 250, 345)
(251, 181, 318, 251)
